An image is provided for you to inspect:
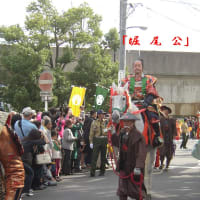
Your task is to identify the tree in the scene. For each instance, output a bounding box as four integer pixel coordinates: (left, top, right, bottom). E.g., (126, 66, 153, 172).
(104, 28, 120, 62)
(0, 0, 104, 110)
(68, 45, 118, 111)
(25, 0, 102, 68)
(0, 43, 48, 111)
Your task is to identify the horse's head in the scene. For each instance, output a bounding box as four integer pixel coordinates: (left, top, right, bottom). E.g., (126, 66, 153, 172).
(110, 82, 130, 124)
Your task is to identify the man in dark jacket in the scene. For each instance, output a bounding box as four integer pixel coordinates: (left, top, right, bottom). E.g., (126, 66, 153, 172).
(82, 110, 97, 167)
(159, 106, 177, 170)
(117, 112, 147, 200)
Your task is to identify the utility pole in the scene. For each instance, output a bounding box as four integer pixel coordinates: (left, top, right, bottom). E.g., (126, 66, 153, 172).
(118, 0, 128, 86)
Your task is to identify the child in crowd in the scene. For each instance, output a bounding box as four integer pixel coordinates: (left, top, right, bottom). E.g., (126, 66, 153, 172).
(51, 130, 62, 181)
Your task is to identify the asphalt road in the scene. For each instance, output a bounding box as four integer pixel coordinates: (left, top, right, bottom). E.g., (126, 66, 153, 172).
(26, 139, 200, 200)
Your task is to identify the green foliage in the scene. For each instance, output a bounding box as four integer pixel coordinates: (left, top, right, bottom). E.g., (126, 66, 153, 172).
(0, 44, 45, 111)
(0, 0, 117, 112)
(68, 45, 118, 112)
(64, 3, 102, 48)
(0, 25, 25, 43)
(104, 28, 120, 62)
(52, 67, 71, 107)
(58, 46, 75, 70)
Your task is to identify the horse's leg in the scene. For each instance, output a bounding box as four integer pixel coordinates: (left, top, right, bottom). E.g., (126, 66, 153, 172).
(144, 146, 157, 196)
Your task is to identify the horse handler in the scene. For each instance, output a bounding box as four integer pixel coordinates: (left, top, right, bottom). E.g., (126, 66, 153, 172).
(117, 112, 147, 200)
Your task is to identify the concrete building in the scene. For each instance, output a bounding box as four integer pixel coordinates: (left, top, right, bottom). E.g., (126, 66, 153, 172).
(125, 50, 200, 116)
(62, 48, 200, 116)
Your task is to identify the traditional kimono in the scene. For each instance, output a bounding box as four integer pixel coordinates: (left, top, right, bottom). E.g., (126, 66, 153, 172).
(117, 127, 147, 200)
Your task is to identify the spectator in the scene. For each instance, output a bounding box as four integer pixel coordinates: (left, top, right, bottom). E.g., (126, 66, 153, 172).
(11, 114, 22, 130)
(62, 120, 77, 175)
(14, 107, 37, 140)
(42, 116, 53, 157)
(49, 108, 59, 129)
(21, 129, 46, 196)
(41, 116, 57, 186)
(71, 116, 83, 173)
(56, 112, 66, 138)
(80, 106, 85, 121)
(64, 107, 73, 120)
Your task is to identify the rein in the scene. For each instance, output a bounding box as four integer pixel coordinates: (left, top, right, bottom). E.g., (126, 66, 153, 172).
(107, 100, 146, 200)
(106, 122, 144, 200)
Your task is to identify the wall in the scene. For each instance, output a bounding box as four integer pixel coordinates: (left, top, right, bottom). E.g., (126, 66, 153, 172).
(124, 50, 200, 116)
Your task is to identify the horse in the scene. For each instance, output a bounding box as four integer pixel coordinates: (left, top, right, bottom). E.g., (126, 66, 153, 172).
(110, 82, 144, 133)
(109, 82, 157, 200)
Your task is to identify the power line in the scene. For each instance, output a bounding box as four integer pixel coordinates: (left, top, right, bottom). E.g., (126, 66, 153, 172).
(143, 5, 200, 32)
(160, 0, 200, 7)
(159, 0, 200, 12)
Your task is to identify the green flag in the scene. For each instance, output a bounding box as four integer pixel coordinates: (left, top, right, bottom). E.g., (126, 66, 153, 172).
(95, 86, 109, 110)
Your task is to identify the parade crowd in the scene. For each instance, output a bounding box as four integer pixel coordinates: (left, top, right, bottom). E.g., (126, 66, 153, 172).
(1, 59, 200, 200)
(0, 106, 114, 200)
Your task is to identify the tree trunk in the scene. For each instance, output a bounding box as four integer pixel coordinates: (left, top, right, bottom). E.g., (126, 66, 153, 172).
(114, 50, 116, 62)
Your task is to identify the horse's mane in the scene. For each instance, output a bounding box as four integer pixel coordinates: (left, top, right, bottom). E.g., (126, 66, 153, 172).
(111, 82, 144, 133)
(112, 84, 136, 112)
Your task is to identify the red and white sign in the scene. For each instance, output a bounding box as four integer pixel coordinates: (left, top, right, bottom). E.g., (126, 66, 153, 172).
(39, 71, 53, 92)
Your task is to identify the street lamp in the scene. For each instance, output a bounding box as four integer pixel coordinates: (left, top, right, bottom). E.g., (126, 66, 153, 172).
(127, 26, 147, 31)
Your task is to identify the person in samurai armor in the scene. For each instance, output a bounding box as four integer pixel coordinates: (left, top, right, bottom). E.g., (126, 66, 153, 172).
(117, 112, 147, 200)
(0, 111, 25, 200)
(121, 58, 163, 148)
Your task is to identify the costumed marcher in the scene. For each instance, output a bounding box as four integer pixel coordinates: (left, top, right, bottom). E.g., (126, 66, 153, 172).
(82, 110, 97, 167)
(89, 110, 107, 177)
(121, 58, 163, 147)
(154, 149, 160, 170)
(117, 112, 147, 200)
(159, 106, 177, 171)
(0, 111, 25, 200)
(180, 118, 189, 149)
(121, 58, 163, 199)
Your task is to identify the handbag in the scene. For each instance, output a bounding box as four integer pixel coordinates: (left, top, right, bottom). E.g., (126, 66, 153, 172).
(35, 152, 52, 165)
(52, 149, 62, 159)
(191, 140, 200, 160)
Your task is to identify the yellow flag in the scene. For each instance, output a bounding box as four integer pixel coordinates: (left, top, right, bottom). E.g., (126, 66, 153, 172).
(68, 87, 86, 117)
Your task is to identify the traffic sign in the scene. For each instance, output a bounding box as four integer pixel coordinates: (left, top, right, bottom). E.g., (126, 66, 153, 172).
(41, 95, 53, 102)
(40, 91, 52, 97)
(39, 71, 53, 91)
